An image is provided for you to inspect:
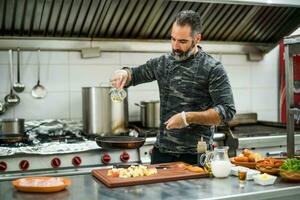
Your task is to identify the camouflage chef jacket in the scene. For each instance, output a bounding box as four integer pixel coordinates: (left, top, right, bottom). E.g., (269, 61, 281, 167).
(128, 48, 236, 154)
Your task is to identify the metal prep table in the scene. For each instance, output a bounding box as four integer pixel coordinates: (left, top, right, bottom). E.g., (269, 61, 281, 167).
(0, 174, 300, 200)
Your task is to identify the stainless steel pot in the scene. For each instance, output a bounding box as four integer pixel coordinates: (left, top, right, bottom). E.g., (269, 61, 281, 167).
(0, 118, 25, 135)
(135, 101, 160, 128)
(82, 86, 128, 135)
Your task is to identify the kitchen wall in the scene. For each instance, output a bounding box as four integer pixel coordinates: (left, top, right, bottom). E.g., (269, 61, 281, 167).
(0, 46, 278, 122)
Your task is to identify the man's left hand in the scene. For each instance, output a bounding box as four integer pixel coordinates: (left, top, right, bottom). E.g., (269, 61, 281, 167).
(165, 113, 188, 129)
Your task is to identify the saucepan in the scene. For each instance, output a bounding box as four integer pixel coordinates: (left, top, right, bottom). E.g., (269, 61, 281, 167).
(0, 119, 49, 143)
(0, 118, 25, 136)
(135, 100, 160, 128)
(95, 136, 145, 149)
(0, 118, 25, 143)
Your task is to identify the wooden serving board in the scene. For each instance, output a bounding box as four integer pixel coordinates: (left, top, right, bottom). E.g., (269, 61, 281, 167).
(92, 162, 209, 188)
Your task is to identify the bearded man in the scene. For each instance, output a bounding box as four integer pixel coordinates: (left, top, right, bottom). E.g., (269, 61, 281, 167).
(110, 10, 236, 165)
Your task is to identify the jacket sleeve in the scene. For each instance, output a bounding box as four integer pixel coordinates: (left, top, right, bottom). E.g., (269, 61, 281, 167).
(208, 62, 236, 122)
(127, 58, 159, 86)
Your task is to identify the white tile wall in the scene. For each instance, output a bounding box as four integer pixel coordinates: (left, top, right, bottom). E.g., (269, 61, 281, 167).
(0, 46, 279, 121)
(231, 88, 252, 112)
(0, 65, 10, 92)
(120, 52, 162, 66)
(70, 91, 82, 120)
(225, 66, 251, 88)
(69, 52, 120, 65)
(14, 92, 69, 120)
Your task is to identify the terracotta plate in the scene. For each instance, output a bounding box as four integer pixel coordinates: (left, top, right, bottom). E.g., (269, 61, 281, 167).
(11, 176, 71, 193)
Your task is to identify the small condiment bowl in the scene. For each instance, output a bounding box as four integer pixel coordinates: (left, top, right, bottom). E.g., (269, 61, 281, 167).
(253, 173, 277, 186)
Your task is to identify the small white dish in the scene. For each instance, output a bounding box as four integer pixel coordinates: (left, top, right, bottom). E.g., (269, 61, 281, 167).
(231, 166, 248, 176)
(231, 166, 260, 180)
(253, 173, 277, 186)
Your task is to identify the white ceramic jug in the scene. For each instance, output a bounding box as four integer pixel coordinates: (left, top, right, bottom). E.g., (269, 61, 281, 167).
(210, 146, 231, 178)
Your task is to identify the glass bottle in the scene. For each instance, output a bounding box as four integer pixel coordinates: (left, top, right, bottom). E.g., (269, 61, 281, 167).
(110, 88, 127, 102)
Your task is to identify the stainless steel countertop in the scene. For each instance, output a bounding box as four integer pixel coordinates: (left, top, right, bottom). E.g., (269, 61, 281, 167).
(1, 174, 300, 200)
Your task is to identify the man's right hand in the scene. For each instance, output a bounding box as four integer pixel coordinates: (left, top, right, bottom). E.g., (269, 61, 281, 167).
(110, 69, 129, 89)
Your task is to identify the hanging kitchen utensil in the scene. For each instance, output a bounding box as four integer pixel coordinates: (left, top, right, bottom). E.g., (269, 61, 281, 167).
(32, 49, 47, 99)
(13, 48, 25, 93)
(5, 50, 20, 106)
(0, 101, 7, 115)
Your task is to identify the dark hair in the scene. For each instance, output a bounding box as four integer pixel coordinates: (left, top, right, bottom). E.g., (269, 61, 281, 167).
(174, 10, 202, 36)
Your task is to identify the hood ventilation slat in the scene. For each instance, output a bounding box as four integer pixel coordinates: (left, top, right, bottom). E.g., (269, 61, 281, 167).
(0, 0, 300, 50)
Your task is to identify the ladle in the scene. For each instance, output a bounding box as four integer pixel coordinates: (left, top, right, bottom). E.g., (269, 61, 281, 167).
(5, 50, 20, 106)
(13, 48, 25, 93)
(31, 49, 47, 99)
(0, 101, 7, 115)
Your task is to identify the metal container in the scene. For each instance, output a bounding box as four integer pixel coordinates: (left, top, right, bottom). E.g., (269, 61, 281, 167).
(135, 101, 160, 128)
(0, 118, 25, 135)
(82, 86, 128, 135)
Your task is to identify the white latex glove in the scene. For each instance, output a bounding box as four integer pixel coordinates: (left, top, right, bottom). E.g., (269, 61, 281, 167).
(165, 112, 189, 130)
(110, 69, 128, 89)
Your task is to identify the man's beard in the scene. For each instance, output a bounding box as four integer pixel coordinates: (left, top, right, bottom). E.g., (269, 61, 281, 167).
(172, 42, 195, 61)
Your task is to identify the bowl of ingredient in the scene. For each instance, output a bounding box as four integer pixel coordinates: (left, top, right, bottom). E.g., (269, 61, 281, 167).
(256, 157, 284, 175)
(230, 149, 263, 169)
(253, 173, 277, 186)
(279, 158, 300, 183)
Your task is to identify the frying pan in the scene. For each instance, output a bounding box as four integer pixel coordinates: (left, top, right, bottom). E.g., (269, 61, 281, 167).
(95, 136, 145, 149)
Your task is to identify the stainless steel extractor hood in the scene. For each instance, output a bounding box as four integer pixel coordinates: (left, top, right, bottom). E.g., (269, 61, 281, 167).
(1, 0, 300, 53)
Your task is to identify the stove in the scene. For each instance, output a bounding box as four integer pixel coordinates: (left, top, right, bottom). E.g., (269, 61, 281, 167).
(0, 120, 144, 181)
(0, 120, 227, 181)
(221, 114, 300, 157)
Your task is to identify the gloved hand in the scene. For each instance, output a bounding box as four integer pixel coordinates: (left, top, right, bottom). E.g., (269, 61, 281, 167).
(110, 69, 128, 90)
(165, 111, 189, 129)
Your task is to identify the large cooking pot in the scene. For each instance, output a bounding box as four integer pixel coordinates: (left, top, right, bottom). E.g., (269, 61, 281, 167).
(0, 118, 25, 135)
(135, 100, 160, 128)
(82, 86, 128, 136)
(0, 118, 26, 143)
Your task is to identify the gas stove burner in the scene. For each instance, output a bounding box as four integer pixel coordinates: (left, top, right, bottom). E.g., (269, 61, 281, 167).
(137, 128, 159, 138)
(83, 129, 139, 140)
(36, 130, 86, 144)
(129, 123, 159, 138)
(0, 135, 32, 147)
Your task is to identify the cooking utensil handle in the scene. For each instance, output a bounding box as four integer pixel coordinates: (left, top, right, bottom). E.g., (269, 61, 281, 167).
(8, 50, 14, 89)
(17, 48, 21, 82)
(37, 49, 41, 84)
(134, 103, 146, 108)
(24, 122, 48, 133)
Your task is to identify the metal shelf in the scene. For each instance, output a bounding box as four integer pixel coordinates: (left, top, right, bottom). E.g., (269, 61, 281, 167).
(284, 34, 300, 158)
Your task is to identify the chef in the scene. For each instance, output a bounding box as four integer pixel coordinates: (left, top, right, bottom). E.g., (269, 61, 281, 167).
(110, 10, 236, 165)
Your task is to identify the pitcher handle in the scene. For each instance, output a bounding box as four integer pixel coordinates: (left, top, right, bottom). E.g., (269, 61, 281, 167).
(199, 152, 214, 166)
(199, 154, 207, 166)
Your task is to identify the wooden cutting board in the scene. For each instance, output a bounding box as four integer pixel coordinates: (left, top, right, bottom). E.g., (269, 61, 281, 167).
(92, 162, 210, 188)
